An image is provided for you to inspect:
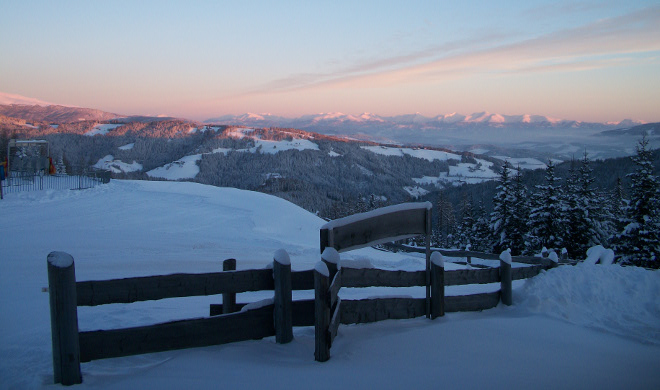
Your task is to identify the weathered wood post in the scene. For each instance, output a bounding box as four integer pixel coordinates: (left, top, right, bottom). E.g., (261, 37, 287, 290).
(273, 250, 293, 344)
(47, 252, 82, 385)
(425, 207, 432, 319)
(222, 258, 237, 314)
(430, 252, 445, 319)
(499, 250, 512, 306)
(314, 261, 330, 362)
(321, 247, 339, 281)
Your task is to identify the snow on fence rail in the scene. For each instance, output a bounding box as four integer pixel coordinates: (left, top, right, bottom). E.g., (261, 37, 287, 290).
(314, 203, 557, 361)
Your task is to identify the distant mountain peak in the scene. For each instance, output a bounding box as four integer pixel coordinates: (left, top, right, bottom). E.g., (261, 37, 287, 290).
(0, 91, 57, 106)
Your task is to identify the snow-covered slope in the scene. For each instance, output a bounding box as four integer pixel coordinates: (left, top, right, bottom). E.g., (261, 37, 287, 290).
(1, 181, 658, 389)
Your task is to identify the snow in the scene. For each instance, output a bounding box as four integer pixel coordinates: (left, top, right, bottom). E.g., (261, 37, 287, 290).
(323, 202, 432, 231)
(315, 261, 330, 277)
(47, 251, 74, 268)
(584, 245, 615, 265)
(118, 143, 135, 150)
(361, 145, 460, 162)
(251, 138, 319, 154)
(404, 186, 429, 198)
(93, 155, 143, 173)
(500, 249, 512, 264)
(321, 247, 340, 265)
(273, 249, 291, 265)
(328, 150, 341, 157)
(431, 251, 444, 267)
(146, 154, 202, 180)
(84, 123, 123, 136)
(240, 298, 274, 312)
(1, 181, 659, 389)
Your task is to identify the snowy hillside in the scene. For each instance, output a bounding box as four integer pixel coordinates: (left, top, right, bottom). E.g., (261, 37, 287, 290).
(1, 181, 659, 389)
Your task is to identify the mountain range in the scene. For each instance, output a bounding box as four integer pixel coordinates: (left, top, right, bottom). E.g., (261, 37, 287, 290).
(1, 91, 657, 159)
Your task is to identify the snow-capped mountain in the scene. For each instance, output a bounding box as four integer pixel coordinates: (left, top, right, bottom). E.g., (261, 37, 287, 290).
(204, 111, 647, 158)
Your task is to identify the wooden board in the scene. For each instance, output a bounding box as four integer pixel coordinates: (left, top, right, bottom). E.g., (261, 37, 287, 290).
(79, 304, 275, 362)
(328, 299, 341, 346)
(444, 267, 500, 286)
(291, 299, 315, 327)
(341, 267, 426, 288)
(340, 298, 426, 324)
(291, 270, 314, 290)
(77, 269, 274, 306)
(445, 292, 500, 312)
(322, 207, 428, 253)
(329, 271, 342, 308)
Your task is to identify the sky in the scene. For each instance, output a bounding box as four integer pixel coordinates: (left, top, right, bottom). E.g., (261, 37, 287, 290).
(1, 0, 659, 122)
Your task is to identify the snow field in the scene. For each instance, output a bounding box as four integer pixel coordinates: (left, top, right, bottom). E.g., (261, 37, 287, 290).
(0, 180, 658, 389)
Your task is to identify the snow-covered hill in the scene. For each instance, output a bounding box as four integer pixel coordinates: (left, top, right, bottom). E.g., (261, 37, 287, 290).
(1, 181, 659, 389)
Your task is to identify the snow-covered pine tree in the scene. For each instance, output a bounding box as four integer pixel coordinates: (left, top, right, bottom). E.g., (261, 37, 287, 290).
(564, 152, 605, 258)
(455, 193, 475, 250)
(509, 167, 529, 255)
(615, 137, 660, 267)
(490, 163, 515, 253)
(607, 177, 629, 242)
(526, 159, 565, 253)
(435, 193, 456, 248)
(471, 199, 492, 252)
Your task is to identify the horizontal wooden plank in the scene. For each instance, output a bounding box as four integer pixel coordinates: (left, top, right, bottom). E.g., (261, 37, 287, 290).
(444, 267, 500, 286)
(77, 269, 274, 306)
(292, 299, 315, 327)
(209, 302, 247, 316)
(340, 298, 426, 324)
(445, 292, 500, 312)
(341, 267, 426, 288)
(511, 265, 545, 280)
(79, 304, 275, 362)
(324, 207, 429, 253)
(328, 299, 341, 346)
(291, 270, 314, 290)
(382, 244, 554, 266)
(329, 271, 342, 308)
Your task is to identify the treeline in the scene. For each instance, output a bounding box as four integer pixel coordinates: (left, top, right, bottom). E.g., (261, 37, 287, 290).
(428, 138, 659, 267)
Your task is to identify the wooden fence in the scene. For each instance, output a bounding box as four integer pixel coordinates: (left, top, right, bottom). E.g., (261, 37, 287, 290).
(46, 203, 558, 383)
(314, 203, 556, 361)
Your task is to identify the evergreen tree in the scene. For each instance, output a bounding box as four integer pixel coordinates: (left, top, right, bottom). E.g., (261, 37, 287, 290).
(608, 177, 629, 241)
(454, 194, 475, 249)
(564, 152, 605, 258)
(435, 193, 456, 248)
(490, 163, 515, 253)
(471, 199, 492, 252)
(509, 167, 529, 255)
(527, 160, 565, 252)
(615, 137, 660, 267)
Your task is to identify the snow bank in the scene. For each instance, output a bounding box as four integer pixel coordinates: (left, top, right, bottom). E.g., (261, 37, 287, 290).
(93, 155, 142, 173)
(518, 263, 660, 345)
(584, 245, 615, 265)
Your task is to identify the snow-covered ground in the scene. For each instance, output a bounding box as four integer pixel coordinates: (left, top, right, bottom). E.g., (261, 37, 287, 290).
(146, 154, 202, 180)
(361, 145, 460, 162)
(84, 123, 123, 136)
(1, 180, 659, 389)
(93, 155, 143, 174)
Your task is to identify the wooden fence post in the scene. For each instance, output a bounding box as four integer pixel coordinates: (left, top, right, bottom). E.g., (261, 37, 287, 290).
(273, 250, 293, 344)
(430, 252, 445, 319)
(499, 250, 512, 306)
(321, 247, 339, 281)
(222, 258, 237, 314)
(47, 252, 82, 385)
(314, 262, 330, 362)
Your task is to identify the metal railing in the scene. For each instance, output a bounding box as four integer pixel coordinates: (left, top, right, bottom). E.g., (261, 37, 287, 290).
(1, 170, 110, 195)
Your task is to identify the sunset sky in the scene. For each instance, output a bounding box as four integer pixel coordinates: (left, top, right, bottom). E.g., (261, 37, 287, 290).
(1, 0, 659, 122)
